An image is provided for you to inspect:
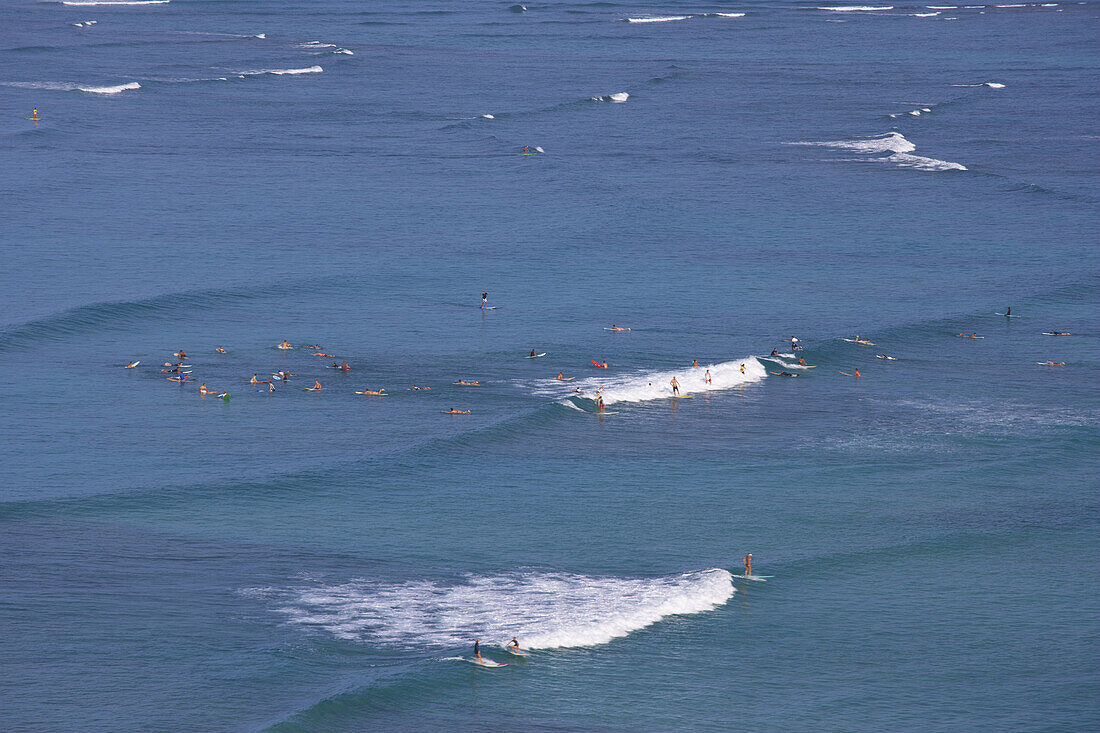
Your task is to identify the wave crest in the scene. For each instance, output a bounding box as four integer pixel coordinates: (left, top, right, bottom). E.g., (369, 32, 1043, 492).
(272, 569, 734, 649)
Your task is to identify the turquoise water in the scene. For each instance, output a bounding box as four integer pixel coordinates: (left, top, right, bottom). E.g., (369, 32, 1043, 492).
(2, 1, 1098, 730)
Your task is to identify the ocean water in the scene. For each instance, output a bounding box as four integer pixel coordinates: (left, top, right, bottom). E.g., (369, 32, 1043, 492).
(2, 0, 1098, 730)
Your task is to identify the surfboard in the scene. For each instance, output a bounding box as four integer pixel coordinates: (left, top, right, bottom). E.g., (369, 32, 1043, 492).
(304, 387, 321, 391)
(956, 335, 985, 339)
(556, 377, 575, 381)
(125, 361, 140, 368)
(525, 353, 547, 358)
(588, 410, 618, 415)
(506, 648, 530, 657)
(470, 658, 507, 667)
(481, 306, 498, 310)
(1035, 362, 1065, 366)
(441, 410, 471, 414)
(730, 574, 773, 581)
(603, 327, 630, 331)
(1042, 332, 1070, 336)
(277, 345, 293, 350)
(672, 393, 692, 398)
(842, 339, 875, 345)
(354, 391, 387, 395)
(995, 313, 1020, 317)
(876, 355, 898, 360)
(591, 360, 607, 368)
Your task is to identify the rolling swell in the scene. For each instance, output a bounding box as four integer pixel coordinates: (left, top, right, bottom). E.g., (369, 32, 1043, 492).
(0, 277, 339, 354)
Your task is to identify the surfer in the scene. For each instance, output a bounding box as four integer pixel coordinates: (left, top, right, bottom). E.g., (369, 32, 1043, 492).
(474, 639, 482, 661)
(797, 357, 807, 366)
(957, 333, 979, 339)
(1005, 307, 1011, 317)
(278, 340, 291, 349)
(596, 392, 605, 413)
(358, 388, 386, 395)
(670, 377, 680, 396)
(175, 350, 187, 359)
(743, 553, 752, 577)
(704, 369, 712, 384)
(125, 361, 138, 369)
(529, 349, 538, 357)
(443, 408, 471, 414)
(610, 324, 630, 332)
(507, 637, 520, 653)
(481, 292, 488, 309)
(740, 363, 745, 374)
(855, 369, 861, 378)
(770, 348, 779, 357)
(453, 380, 480, 386)
(310, 380, 322, 390)
(557, 372, 565, 380)
(250, 374, 271, 385)
(199, 383, 217, 395)
(692, 360, 699, 367)
(215, 347, 226, 353)
(411, 385, 430, 390)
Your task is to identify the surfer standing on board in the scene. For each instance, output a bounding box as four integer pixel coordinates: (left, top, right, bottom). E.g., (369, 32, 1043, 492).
(481, 292, 488, 309)
(508, 637, 520, 653)
(474, 639, 482, 661)
(670, 377, 680, 396)
(743, 553, 752, 577)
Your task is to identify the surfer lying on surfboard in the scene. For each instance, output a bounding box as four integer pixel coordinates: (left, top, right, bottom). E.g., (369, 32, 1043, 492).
(956, 333, 981, 339)
(608, 324, 630, 331)
(277, 341, 292, 350)
(1037, 360, 1066, 366)
(216, 347, 226, 353)
(442, 408, 471, 414)
(453, 380, 480, 386)
(769, 371, 797, 377)
(355, 388, 386, 395)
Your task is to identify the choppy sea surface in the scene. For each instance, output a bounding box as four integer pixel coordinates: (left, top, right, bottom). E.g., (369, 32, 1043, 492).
(2, 1, 1098, 730)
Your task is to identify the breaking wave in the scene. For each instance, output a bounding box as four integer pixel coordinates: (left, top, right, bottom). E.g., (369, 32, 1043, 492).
(789, 131, 967, 172)
(270, 568, 734, 650)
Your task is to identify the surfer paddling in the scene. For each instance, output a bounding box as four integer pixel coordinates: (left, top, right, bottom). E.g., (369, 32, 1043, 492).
(609, 324, 630, 332)
(453, 380, 480, 386)
(443, 408, 471, 414)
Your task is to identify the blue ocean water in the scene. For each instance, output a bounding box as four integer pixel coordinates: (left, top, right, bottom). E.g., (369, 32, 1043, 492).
(2, 0, 1098, 729)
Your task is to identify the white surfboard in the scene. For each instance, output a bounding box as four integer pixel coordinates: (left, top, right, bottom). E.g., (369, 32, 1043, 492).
(470, 658, 507, 667)
(125, 361, 140, 368)
(525, 353, 547, 358)
(842, 338, 875, 345)
(506, 648, 530, 657)
(730, 574, 773, 581)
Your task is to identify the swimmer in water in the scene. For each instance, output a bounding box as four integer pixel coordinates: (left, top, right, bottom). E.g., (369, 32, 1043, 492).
(704, 369, 712, 384)
(670, 377, 680, 396)
(692, 360, 699, 367)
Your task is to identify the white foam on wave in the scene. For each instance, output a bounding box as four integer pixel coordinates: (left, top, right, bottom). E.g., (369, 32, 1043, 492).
(241, 65, 323, 76)
(710, 12, 746, 17)
(9, 80, 142, 94)
(818, 5, 894, 10)
(481, 114, 495, 119)
(911, 11, 941, 15)
(609, 91, 629, 102)
(271, 569, 734, 649)
(79, 81, 140, 93)
(926, 4, 957, 7)
(625, 15, 690, 22)
(533, 357, 766, 407)
(334, 48, 353, 55)
(789, 131, 967, 172)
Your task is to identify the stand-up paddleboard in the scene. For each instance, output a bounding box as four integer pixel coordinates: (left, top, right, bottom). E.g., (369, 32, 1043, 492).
(125, 361, 140, 368)
(731, 574, 773, 581)
(842, 338, 874, 345)
(525, 353, 547, 358)
(470, 658, 507, 667)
